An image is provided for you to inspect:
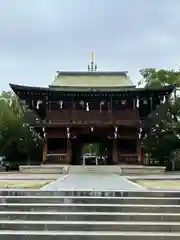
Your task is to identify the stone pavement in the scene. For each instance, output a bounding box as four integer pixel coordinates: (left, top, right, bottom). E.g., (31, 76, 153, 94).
(128, 174, 180, 180)
(41, 174, 145, 191)
(0, 173, 59, 180)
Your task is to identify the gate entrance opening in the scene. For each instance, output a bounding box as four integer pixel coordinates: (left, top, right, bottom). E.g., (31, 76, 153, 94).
(71, 135, 113, 165)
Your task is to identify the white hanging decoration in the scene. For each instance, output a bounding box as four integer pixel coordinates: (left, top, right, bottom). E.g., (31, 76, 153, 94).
(114, 127, 118, 138)
(160, 96, 166, 104)
(67, 127, 70, 138)
(59, 100, 63, 109)
(121, 100, 126, 105)
(36, 100, 42, 109)
(136, 97, 139, 108)
(90, 127, 94, 132)
(86, 102, 90, 111)
(42, 127, 46, 139)
(144, 133, 147, 139)
(138, 128, 142, 139)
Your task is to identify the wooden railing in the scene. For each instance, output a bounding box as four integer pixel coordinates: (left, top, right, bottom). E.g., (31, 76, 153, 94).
(46, 153, 67, 164)
(119, 153, 138, 164)
(46, 110, 139, 125)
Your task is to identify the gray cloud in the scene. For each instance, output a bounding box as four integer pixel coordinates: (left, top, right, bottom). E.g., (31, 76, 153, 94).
(0, 0, 180, 91)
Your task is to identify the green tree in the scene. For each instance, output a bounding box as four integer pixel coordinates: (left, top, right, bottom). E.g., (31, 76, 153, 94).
(139, 68, 180, 169)
(0, 91, 44, 164)
(139, 68, 180, 89)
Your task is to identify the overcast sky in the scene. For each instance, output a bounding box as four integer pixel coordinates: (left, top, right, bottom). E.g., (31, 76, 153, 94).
(0, 0, 180, 91)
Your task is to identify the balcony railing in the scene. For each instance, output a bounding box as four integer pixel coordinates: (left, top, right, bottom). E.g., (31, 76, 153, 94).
(46, 110, 139, 125)
(119, 153, 138, 164)
(46, 153, 67, 164)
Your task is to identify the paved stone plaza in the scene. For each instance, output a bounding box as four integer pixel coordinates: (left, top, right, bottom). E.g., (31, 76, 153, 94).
(41, 173, 145, 191)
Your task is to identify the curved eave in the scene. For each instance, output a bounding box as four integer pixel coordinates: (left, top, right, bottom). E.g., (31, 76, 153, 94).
(10, 83, 50, 93)
(9, 83, 175, 96)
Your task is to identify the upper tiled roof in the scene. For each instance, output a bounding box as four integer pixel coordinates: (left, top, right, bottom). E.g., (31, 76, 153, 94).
(50, 71, 134, 88)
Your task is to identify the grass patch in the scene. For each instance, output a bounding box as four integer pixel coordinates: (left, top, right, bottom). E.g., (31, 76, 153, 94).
(136, 179, 180, 189)
(0, 180, 52, 189)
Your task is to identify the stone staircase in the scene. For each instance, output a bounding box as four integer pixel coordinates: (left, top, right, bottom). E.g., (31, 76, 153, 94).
(68, 165, 165, 175)
(68, 165, 121, 174)
(0, 190, 180, 239)
(19, 164, 165, 175)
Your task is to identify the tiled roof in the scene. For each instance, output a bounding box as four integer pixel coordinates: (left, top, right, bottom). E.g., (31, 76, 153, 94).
(9, 83, 175, 97)
(50, 71, 134, 88)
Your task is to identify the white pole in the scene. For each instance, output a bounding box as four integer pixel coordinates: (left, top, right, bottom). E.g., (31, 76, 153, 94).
(83, 155, 87, 165)
(96, 156, 98, 165)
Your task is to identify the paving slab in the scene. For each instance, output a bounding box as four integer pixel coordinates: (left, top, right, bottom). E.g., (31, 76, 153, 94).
(128, 174, 180, 180)
(0, 173, 59, 180)
(2, 211, 180, 222)
(41, 174, 145, 191)
(1, 203, 180, 213)
(0, 230, 180, 240)
(2, 196, 180, 205)
(1, 220, 180, 232)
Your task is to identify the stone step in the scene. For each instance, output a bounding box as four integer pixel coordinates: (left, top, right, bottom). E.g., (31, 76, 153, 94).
(1, 190, 180, 198)
(19, 165, 69, 174)
(1, 220, 180, 232)
(68, 165, 165, 175)
(0, 203, 180, 213)
(1, 211, 180, 222)
(68, 166, 121, 174)
(0, 230, 180, 240)
(1, 196, 180, 205)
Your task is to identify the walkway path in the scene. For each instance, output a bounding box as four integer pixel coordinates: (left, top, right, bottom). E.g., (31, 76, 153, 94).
(41, 174, 145, 191)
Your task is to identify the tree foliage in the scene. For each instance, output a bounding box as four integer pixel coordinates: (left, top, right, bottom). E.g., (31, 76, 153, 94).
(0, 91, 44, 164)
(139, 68, 180, 88)
(139, 68, 180, 168)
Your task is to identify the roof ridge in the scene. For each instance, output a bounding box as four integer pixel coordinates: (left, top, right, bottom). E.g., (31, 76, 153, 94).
(56, 71, 128, 77)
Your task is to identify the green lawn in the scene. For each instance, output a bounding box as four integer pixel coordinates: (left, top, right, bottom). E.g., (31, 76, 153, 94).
(136, 179, 180, 189)
(0, 180, 52, 189)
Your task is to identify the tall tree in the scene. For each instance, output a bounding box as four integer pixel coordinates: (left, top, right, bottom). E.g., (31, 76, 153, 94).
(139, 68, 180, 168)
(139, 68, 180, 89)
(0, 91, 44, 163)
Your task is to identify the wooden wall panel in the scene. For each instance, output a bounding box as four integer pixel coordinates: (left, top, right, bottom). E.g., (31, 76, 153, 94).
(47, 128, 66, 138)
(46, 109, 139, 125)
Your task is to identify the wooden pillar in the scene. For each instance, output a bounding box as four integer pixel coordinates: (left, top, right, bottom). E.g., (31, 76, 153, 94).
(42, 142, 47, 164)
(112, 139, 118, 164)
(137, 140, 142, 164)
(66, 138, 72, 164)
